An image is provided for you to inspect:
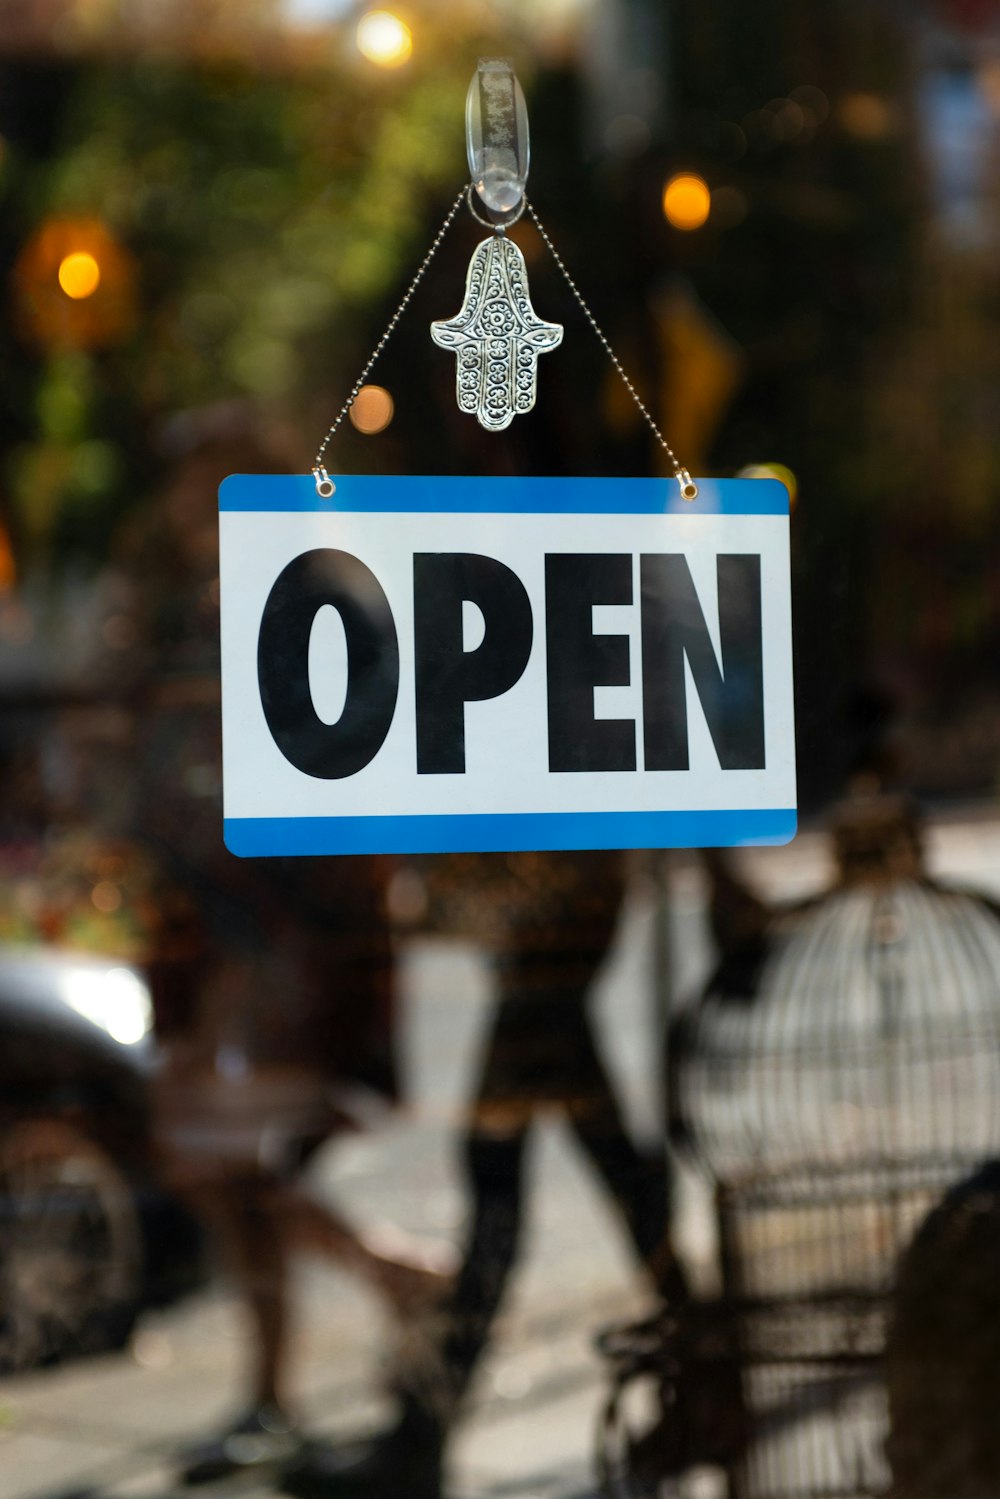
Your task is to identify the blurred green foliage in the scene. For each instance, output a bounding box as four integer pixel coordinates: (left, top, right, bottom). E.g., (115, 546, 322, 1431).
(2, 30, 510, 562)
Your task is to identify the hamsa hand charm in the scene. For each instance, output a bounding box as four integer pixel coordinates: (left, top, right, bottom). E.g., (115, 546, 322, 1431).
(431, 235, 563, 432)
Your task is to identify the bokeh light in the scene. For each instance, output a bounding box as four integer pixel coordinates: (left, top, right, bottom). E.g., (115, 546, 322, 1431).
(790, 84, 830, 124)
(356, 11, 412, 67)
(837, 92, 894, 139)
(762, 97, 805, 142)
(662, 173, 712, 231)
(738, 462, 799, 508)
(349, 384, 394, 434)
(91, 880, 123, 914)
(57, 251, 101, 300)
(14, 218, 135, 349)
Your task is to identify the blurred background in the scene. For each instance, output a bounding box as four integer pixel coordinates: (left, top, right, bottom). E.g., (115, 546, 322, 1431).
(2, 2, 1000, 1498)
(2, 0, 999, 802)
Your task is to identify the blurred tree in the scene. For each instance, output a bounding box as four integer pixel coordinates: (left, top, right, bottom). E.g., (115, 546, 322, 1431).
(3, 0, 999, 804)
(0, 9, 533, 565)
(662, 0, 920, 803)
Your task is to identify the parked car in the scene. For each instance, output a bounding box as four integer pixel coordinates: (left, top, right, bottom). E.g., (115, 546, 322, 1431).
(0, 945, 204, 1373)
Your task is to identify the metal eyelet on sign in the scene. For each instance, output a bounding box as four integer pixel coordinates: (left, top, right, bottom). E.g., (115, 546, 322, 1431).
(313, 467, 336, 499)
(308, 61, 698, 487)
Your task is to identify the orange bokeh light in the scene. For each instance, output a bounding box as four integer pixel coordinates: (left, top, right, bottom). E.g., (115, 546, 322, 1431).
(58, 251, 101, 299)
(14, 218, 135, 349)
(349, 385, 395, 434)
(662, 173, 712, 231)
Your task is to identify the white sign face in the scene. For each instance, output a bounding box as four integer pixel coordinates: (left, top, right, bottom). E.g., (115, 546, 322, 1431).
(219, 475, 796, 856)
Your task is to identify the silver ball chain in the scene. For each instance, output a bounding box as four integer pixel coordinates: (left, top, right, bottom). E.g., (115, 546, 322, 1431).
(312, 185, 696, 502)
(312, 185, 467, 497)
(525, 199, 697, 501)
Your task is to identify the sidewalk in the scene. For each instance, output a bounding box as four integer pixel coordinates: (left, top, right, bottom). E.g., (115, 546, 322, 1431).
(0, 1266, 643, 1499)
(4, 813, 999, 1499)
(0, 924, 662, 1499)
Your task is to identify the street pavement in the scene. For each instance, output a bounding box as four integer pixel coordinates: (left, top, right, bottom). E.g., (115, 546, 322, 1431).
(3, 815, 1000, 1499)
(0, 885, 674, 1499)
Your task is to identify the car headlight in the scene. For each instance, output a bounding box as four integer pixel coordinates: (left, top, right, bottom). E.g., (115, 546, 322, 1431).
(62, 965, 153, 1046)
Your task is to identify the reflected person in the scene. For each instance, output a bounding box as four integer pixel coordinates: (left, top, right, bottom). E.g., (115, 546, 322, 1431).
(284, 848, 685, 1499)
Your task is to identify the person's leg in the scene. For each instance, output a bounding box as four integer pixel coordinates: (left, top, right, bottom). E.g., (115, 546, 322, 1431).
(555, 996, 687, 1300)
(570, 1101, 685, 1298)
(176, 1174, 301, 1485)
(171, 1172, 291, 1412)
(226, 1179, 290, 1411)
(265, 1179, 454, 1309)
(432, 1122, 530, 1406)
(281, 994, 535, 1499)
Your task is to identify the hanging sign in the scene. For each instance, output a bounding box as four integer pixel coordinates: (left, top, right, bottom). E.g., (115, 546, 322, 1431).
(219, 473, 796, 856)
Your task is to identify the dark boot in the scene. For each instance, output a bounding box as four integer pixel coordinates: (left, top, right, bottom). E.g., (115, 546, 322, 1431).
(178, 1403, 302, 1486)
(280, 1395, 444, 1499)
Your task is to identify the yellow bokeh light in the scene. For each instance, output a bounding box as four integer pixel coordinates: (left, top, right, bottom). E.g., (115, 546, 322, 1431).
(349, 384, 395, 434)
(662, 173, 712, 231)
(58, 251, 101, 299)
(15, 218, 134, 349)
(738, 462, 799, 508)
(356, 11, 412, 68)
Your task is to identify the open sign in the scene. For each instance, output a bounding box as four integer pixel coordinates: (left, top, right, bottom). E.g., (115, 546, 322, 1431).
(219, 475, 796, 856)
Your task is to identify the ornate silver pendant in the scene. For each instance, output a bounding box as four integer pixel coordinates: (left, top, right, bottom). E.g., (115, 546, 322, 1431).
(431, 235, 563, 432)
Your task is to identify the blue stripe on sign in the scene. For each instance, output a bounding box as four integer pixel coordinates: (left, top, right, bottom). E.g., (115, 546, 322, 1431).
(218, 473, 789, 517)
(224, 808, 797, 857)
